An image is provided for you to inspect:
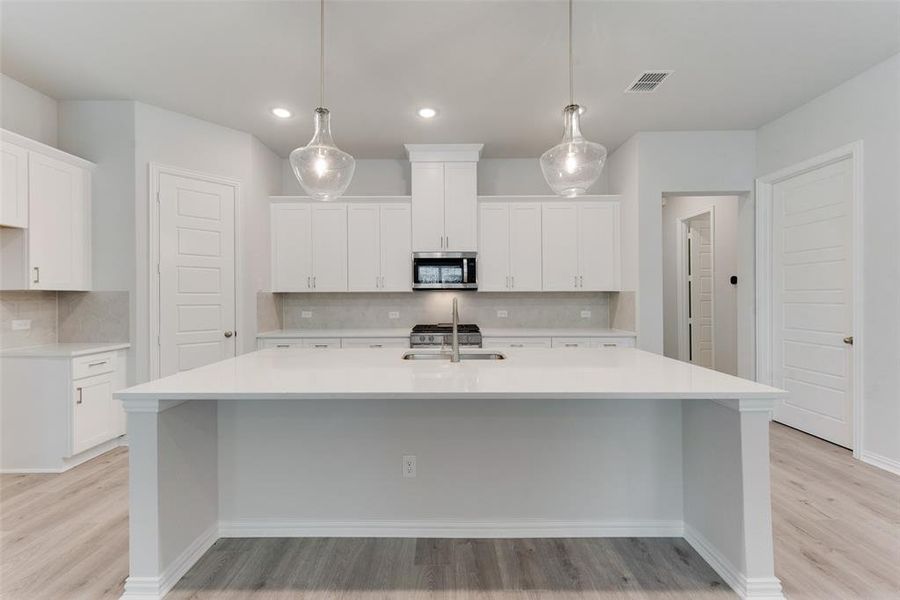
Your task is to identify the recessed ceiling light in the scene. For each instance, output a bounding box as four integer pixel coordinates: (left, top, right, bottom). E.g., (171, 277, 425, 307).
(417, 107, 437, 119)
(271, 107, 292, 119)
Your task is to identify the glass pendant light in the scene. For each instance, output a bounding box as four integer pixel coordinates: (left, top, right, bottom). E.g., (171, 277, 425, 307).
(289, 0, 355, 201)
(540, 0, 607, 197)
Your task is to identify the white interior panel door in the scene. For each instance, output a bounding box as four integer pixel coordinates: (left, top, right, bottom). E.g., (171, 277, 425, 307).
(508, 203, 542, 291)
(478, 203, 510, 291)
(347, 204, 380, 291)
(578, 203, 620, 291)
(310, 204, 347, 291)
(772, 158, 853, 448)
(158, 173, 235, 377)
(688, 213, 714, 369)
(379, 204, 412, 291)
(541, 203, 578, 290)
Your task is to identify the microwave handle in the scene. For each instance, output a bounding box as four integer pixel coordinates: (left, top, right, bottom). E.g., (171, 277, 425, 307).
(463, 257, 468, 283)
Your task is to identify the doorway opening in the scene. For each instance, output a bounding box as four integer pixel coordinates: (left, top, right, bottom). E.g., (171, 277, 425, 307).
(662, 194, 745, 376)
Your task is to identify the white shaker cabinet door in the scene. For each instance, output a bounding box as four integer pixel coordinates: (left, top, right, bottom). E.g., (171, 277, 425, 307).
(411, 162, 444, 251)
(442, 162, 477, 251)
(541, 202, 579, 291)
(0, 142, 28, 228)
(347, 204, 381, 292)
(72, 373, 113, 455)
(507, 203, 542, 291)
(379, 203, 412, 291)
(578, 202, 620, 291)
(271, 203, 312, 291)
(478, 203, 510, 291)
(28, 151, 89, 290)
(310, 204, 348, 291)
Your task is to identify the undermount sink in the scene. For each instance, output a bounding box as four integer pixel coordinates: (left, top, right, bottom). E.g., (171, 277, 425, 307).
(402, 351, 506, 361)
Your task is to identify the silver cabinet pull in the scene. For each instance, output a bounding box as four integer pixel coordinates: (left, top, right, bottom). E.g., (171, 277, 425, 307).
(510, 343, 524, 348)
(510, 276, 515, 288)
(76, 387, 83, 404)
(603, 343, 617, 347)
(580, 275, 584, 287)
(505, 276, 509, 288)
(276, 344, 290, 348)
(564, 343, 578, 347)
(370, 344, 383, 348)
(574, 275, 578, 288)
(446, 236, 449, 248)
(33, 267, 40, 284)
(843, 336, 854, 345)
(313, 276, 317, 288)
(307, 276, 311, 289)
(313, 344, 328, 348)
(88, 360, 108, 367)
(224, 331, 233, 338)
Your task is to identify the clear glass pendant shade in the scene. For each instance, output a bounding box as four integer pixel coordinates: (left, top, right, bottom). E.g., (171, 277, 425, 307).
(289, 108, 355, 201)
(540, 105, 607, 197)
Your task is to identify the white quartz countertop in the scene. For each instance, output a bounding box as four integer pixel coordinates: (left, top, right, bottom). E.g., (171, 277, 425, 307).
(257, 328, 636, 339)
(117, 347, 784, 401)
(0, 342, 131, 358)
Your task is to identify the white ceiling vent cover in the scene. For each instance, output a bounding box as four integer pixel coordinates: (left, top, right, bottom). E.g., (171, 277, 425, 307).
(625, 70, 673, 93)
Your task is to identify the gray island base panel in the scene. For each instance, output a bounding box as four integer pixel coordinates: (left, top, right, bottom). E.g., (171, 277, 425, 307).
(117, 348, 786, 600)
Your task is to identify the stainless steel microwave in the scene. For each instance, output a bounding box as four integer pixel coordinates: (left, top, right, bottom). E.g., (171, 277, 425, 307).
(412, 252, 477, 290)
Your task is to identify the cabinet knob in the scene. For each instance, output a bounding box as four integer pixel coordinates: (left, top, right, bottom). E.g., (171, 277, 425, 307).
(224, 331, 234, 338)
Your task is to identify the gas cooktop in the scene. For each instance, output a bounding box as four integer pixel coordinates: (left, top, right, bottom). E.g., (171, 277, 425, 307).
(410, 323, 482, 347)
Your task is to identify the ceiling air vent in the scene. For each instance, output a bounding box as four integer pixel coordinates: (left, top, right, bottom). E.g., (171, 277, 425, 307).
(625, 70, 673, 93)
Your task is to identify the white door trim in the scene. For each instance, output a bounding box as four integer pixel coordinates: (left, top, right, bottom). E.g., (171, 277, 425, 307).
(148, 163, 242, 381)
(675, 207, 716, 365)
(755, 141, 863, 456)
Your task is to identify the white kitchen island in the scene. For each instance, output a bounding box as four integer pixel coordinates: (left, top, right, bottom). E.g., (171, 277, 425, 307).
(117, 347, 786, 600)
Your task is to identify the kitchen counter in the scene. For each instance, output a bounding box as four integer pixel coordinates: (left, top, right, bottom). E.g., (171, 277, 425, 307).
(117, 347, 785, 600)
(256, 327, 636, 339)
(0, 342, 130, 358)
(258, 328, 410, 339)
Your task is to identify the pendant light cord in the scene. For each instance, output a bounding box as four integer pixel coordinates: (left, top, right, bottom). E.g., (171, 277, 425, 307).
(320, 0, 325, 108)
(568, 0, 574, 106)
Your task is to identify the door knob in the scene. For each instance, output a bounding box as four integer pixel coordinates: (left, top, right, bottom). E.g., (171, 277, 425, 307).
(224, 331, 234, 338)
(843, 336, 853, 345)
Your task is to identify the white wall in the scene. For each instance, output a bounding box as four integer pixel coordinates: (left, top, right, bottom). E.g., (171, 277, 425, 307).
(607, 131, 757, 361)
(661, 195, 739, 375)
(756, 53, 900, 470)
(0, 73, 58, 146)
(280, 156, 602, 196)
(605, 136, 640, 293)
(133, 102, 282, 382)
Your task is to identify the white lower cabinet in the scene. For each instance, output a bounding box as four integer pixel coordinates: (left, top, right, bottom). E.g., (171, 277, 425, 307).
(551, 337, 591, 348)
(302, 338, 342, 349)
(0, 347, 128, 473)
(260, 336, 410, 350)
(589, 337, 636, 348)
(483, 337, 552, 349)
(341, 337, 409, 349)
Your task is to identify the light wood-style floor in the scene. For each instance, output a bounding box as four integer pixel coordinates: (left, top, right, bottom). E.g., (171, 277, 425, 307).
(1, 423, 898, 599)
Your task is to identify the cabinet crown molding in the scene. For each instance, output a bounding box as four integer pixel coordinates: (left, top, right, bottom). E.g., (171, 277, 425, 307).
(1, 128, 96, 170)
(404, 144, 483, 163)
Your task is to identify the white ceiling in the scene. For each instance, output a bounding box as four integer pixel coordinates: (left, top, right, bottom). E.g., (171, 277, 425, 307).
(2, 1, 898, 158)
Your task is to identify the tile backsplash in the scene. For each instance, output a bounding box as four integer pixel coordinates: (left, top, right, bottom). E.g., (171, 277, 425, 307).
(0, 291, 58, 349)
(276, 292, 613, 330)
(1, 290, 130, 349)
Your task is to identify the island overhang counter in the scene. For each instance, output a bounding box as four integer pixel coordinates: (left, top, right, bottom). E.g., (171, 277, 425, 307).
(117, 347, 787, 600)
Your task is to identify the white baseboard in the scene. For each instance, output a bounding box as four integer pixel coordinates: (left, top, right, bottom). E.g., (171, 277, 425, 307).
(219, 518, 685, 539)
(684, 524, 784, 600)
(1, 436, 126, 474)
(120, 522, 218, 600)
(860, 450, 900, 476)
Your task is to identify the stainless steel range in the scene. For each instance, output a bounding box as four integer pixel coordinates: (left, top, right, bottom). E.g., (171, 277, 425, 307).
(410, 323, 482, 348)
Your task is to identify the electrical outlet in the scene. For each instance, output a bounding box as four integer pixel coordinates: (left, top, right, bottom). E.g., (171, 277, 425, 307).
(11, 319, 31, 331)
(301, 311, 313, 319)
(389, 311, 400, 319)
(497, 309, 508, 318)
(580, 310, 592, 319)
(402, 455, 416, 478)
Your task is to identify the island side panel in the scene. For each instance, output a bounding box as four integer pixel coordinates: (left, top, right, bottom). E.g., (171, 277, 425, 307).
(681, 399, 782, 599)
(217, 397, 684, 534)
(123, 400, 218, 600)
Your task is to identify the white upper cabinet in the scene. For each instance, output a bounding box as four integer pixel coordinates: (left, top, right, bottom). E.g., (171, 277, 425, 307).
(406, 144, 482, 252)
(271, 202, 347, 292)
(478, 201, 542, 292)
(542, 199, 620, 292)
(348, 201, 411, 292)
(0, 130, 93, 291)
(1, 142, 28, 228)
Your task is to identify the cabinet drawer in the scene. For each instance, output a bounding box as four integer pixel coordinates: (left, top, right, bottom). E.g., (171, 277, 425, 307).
(341, 337, 408, 349)
(72, 352, 116, 379)
(301, 338, 342, 349)
(590, 337, 636, 348)
(551, 337, 591, 348)
(483, 337, 552, 349)
(261, 339, 304, 349)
